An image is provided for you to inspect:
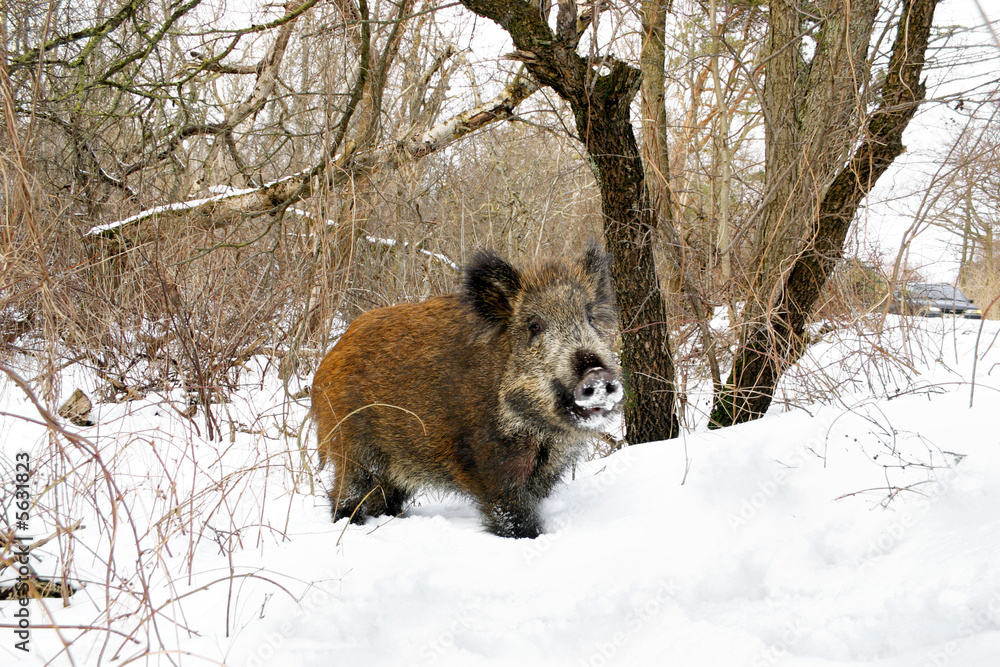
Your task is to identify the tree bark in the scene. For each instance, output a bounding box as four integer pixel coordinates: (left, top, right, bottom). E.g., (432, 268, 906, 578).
(458, 0, 680, 443)
(640, 0, 672, 226)
(583, 61, 680, 444)
(710, 0, 940, 427)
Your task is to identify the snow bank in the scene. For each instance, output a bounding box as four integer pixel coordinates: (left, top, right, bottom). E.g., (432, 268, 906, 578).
(2, 317, 999, 666)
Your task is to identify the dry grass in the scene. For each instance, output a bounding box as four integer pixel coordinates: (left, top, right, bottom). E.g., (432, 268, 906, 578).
(961, 260, 1000, 320)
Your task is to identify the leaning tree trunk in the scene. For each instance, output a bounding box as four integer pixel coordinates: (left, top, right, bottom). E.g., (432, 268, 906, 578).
(458, 0, 680, 443)
(710, 0, 940, 427)
(580, 62, 680, 444)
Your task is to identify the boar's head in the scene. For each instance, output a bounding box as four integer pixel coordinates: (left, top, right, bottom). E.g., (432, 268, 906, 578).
(463, 245, 625, 437)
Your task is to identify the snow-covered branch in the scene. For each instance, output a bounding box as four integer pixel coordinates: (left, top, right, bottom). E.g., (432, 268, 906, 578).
(87, 71, 539, 237)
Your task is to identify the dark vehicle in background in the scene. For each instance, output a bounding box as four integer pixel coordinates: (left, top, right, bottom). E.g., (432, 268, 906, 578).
(890, 283, 983, 319)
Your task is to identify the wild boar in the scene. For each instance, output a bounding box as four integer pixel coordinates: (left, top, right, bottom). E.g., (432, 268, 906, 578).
(311, 246, 624, 538)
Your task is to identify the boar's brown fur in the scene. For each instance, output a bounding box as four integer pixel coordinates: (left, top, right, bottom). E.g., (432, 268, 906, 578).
(312, 246, 624, 538)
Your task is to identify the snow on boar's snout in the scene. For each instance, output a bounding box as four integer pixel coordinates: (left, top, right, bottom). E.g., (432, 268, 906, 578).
(573, 367, 624, 425)
(312, 245, 622, 539)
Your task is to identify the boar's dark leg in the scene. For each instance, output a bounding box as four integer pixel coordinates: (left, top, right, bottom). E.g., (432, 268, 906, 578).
(331, 450, 411, 523)
(330, 470, 375, 525)
(330, 492, 369, 525)
(330, 483, 410, 524)
(379, 482, 410, 517)
(481, 492, 543, 539)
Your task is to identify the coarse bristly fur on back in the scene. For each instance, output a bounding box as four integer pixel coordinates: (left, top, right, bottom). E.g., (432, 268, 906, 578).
(312, 244, 624, 538)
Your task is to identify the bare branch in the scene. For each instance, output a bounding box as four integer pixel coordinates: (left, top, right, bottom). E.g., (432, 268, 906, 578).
(86, 69, 540, 237)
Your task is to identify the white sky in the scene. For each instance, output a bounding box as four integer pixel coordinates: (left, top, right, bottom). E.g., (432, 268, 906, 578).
(861, 0, 1000, 282)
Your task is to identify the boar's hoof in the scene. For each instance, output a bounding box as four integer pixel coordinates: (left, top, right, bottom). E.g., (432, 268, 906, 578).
(485, 505, 542, 539)
(330, 482, 408, 526)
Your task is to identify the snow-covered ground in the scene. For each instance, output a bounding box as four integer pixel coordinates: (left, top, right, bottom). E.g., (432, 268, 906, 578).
(2, 315, 1000, 666)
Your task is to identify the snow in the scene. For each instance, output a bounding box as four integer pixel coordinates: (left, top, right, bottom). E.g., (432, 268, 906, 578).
(85, 187, 257, 236)
(84, 171, 310, 236)
(86, 191, 461, 272)
(3, 316, 1000, 666)
(571, 369, 624, 432)
(287, 207, 461, 271)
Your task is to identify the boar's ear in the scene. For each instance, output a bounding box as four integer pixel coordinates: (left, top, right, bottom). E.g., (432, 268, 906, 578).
(581, 243, 615, 307)
(463, 249, 522, 331)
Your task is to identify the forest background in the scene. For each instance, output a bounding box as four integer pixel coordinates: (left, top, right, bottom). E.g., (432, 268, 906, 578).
(3, 0, 1000, 437)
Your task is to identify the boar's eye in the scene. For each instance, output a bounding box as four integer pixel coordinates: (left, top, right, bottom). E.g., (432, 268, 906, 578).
(527, 318, 546, 339)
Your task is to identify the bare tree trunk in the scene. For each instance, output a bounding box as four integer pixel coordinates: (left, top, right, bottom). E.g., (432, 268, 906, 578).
(709, 0, 733, 308)
(583, 64, 680, 443)
(711, 0, 940, 427)
(750, 0, 805, 297)
(640, 0, 726, 404)
(960, 186, 973, 283)
(640, 0, 670, 214)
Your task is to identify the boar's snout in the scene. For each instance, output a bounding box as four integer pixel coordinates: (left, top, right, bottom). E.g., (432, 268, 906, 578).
(572, 367, 624, 425)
